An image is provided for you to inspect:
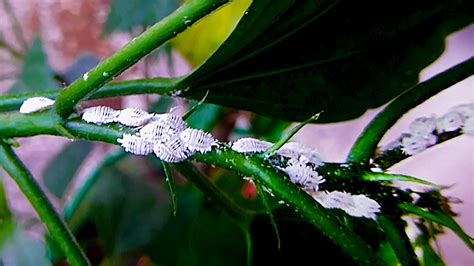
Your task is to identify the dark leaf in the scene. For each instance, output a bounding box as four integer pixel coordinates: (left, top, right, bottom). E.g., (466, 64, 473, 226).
(180, 0, 474, 122)
(8, 37, 58, 94)
(43, 140, 94, 199)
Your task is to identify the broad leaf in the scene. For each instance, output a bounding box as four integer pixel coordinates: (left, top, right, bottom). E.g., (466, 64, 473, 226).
(145, 186, 247, 266)
(0, 220, 50, 266)
(179, 0, 474, 122)
(104, 0, 178, 35)
(43, 140, 94, 199)
(8, 37, 58, 94)
(172, 0, 251, 66)
(0, 179, 50, 266)
(86, 157, 170, 256)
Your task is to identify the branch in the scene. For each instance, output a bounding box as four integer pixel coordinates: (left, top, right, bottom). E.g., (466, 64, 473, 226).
(0, 112, 384, 265)
(0, 141, 90, 266)
(54, 0, 229, 118)
(0, 78, 178, 112)
(348, 57, 474, 164)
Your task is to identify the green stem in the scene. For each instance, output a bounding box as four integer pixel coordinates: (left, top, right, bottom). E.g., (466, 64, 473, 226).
(54, 0, 229, 118)
(348, 57, 474, 164)
(0, 78, 178, 112)
(378, 215, 419, 266)
(0, 141, 90, 266)
(0, 113, 384, 264)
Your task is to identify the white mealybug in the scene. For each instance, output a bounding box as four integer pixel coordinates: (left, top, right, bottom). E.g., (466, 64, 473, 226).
(154, 113, 187, 133)
(436, 111, 464, 133)
(139, 120, 176, 142)
(153, 136, 190, 163)
(451, 103, 474, 120)
(401, 134, 435, 155)
(231, 138, 272, 153)
(180, 128, 218, 153)
(280, 158, 325, 191)
(409, 117, 436, 136)
(278, 142, 324, 167)
(462, 117, 474, 136)
(309, 190, 380, 220)
(116, 108, 155, 127)
(82, 106, 119, 124)
(19, 97, 55, 114)
(117, 134, 154, 155)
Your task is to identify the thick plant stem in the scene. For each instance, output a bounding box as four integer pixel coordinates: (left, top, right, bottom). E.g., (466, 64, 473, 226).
(54, 0, 229, 118)
(348, 57, 474, 164)
(0, 113, 384, 265)
(0, 141, 90, 266)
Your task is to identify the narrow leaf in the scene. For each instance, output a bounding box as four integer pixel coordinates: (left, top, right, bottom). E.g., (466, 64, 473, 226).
(362, 172, 439, 187)
(254, 181, 281, 250)
(162, 161, 178, 216)
(264, 112, 321, 156)
(400, 203, 474, 250)
(43, 140, 94, 198)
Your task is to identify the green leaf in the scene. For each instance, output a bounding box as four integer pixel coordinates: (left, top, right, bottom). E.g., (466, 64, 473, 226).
(43, 140, 94, 199)
(0, 220, 50, 266)
(185, 103, 226, 132)
(0, 177, 11, 220)
(400, 203, 474, 250)
(104, 0, 179, 35)
(250, 115, 290, 142)
(9, 37, 58, 94)
(179, 0, 474, 122)
(146, 186, 247, 266)
(162, 161, 178, 216)
(86, 157, 171, 256)
(362, 172, 439, 187)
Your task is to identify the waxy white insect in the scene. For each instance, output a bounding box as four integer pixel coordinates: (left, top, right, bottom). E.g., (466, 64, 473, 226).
(180, 128, 217, 153)
(231, 138, 272, 153)
(82, 106, 119, 124)
(19, 97, 55, 114)
(117, 134, 154, 155)
(436, 111, 464, 133)
(451, 103, 474, 120)
(116, 108, 155, 127)
(280, 158, 325, 191)
(409, 117, 436, 137)
(309, 190, 380, 219)
(401, 134, 436, 155)
(278, 142, 324, 167)
(139, 120, 175, 142)
(153, 136, 190, 163)
(462, 117, 474, 136)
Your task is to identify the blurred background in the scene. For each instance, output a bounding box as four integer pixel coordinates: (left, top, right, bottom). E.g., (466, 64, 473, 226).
(0, 0, 472, 265)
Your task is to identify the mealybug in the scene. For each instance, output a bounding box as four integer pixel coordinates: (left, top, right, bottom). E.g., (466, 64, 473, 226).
(180, 128, 217, 153)
(231, 138, 272, 153)
(19, 97, 55, 114)
(82, 106, 119, 125)
(117, 134, 154, 155)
